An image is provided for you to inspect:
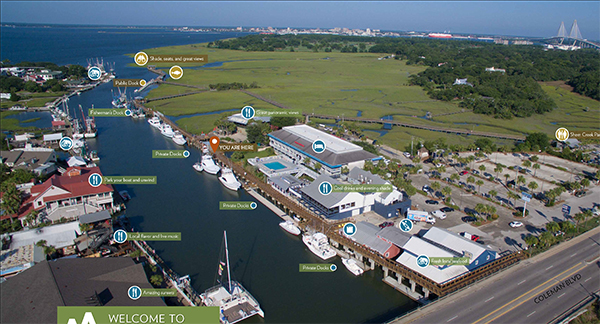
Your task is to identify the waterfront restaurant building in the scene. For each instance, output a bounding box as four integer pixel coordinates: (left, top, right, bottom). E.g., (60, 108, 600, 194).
(268, 125, 378, 178)
(13, 166, 116, 224)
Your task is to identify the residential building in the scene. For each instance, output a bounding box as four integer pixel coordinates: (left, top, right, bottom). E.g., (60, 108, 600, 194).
(268, 124, 378, 177)
(1, 258, 165, 323)
(485, 67, 506, 73)
(0, 149, 57, 175)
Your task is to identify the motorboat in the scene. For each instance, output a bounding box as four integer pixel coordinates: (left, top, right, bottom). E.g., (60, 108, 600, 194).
(302, 232, 336, 260)
(193, 162, 203, 172)
(219, 168, 241, 191)
(172, 131, 186, 146)
(200, 231, 264, 324)
(202, 155, 221, 175)
(341, 258, 364, 276)
(147, 117, 161, 128)
(159, 123, 175, 138)
(279, 220, 301, 236)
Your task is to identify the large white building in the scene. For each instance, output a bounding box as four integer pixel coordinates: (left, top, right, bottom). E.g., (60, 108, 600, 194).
(268, 125, 378, 177)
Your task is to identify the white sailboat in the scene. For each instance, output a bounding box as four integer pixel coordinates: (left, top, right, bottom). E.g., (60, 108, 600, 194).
(202, 154, 221, 175)
(200, 231, 264, 324)
(172, 131, 187, 146)
(302, 232, 336, 260)
(341, 258, 364, 276)
(219, 168, 241, 191)
(279, 220, 301, 236)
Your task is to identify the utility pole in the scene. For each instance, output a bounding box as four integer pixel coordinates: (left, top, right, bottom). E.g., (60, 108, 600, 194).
(411, 136, 414, 157)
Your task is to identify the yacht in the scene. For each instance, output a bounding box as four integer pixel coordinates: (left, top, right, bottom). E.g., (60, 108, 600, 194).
(201, 231, 264, 324)
(219, 168, 241, 191)
(302, 232, 336, 260)
(159, 123, 175, 138)
(172, 131, 186, 146)
(147, 117, 161, 128)
(193, 161, 203, 172)
(202, 155, 221, 175)
(341, 258, 364, 276)
(279, 220, 301, 236)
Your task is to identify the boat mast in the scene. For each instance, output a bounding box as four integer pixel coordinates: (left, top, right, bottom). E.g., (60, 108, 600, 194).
(224, 230, 232, 293)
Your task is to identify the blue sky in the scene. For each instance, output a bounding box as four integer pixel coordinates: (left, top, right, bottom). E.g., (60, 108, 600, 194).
(1, 1, 599, 40)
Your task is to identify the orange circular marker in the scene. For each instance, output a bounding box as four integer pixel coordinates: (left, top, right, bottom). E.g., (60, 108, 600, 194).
(210, 136, 220, 152)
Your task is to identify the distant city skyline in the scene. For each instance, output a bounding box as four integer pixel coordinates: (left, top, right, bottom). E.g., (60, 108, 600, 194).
(1, 1, 599, 40)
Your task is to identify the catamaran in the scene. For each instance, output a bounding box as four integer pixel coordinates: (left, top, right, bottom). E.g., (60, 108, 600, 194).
(200, 231, 264, 324)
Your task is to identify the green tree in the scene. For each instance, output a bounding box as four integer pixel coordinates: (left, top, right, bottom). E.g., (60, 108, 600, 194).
(539, 231, 554, 247)
(79, 222, 91, 233)
(580, 178, 590, 190)
(442, 186, 452, 198)
(129, 250, 143, 260)
(489, 189, 497, 199)
(467, 176, 475, 186)
(574, 213, 586, 232)
(546, 221, 560, 233)
(528, 181, 538, 193)
(560, 221, 575, 233)
(314, 162, 322, 172)
(270, 117, 296, 128)
(507, 191, 520, 206)
(524, 235, 539, 248)
(479, 165, 486, 172)
(450, 173, 460, 182)
(530, 155, 539, 163)
(430, 181, 441, 195)
(476, 179, 484, 194)
(36, 240, 47, 247)
(412, 156, 421, 164)
(150, 274, 164, 286)
(532, 163, 540, 177)
(517, 175, 526, 186)
(504, 173, 511, 183)
(522, 160, 531, 172)
(303, 157, 311, 166)
(0, 182, 21, 220)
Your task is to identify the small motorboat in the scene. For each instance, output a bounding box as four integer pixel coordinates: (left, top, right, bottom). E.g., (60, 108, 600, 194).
(279, 220, 301, 236)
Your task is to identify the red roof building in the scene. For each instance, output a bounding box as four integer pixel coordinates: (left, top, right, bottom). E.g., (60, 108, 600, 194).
(25, 166, 115, 223)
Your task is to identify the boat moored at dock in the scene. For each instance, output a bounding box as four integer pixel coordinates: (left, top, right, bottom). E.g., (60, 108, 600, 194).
(342, 258, 364, 276)
(218, 168, 241, 191)
(302, 232, 336, 260)
(148, 116, 161, 128)
(193, 161, 203, 172)
(279, 220, 301, 236)
(159, 123, 175, 138)
(202, 155, 221, 175)
(172, 131, 187, 146)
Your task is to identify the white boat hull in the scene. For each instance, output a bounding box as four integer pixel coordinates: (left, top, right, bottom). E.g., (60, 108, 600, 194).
(84, 132, 96, 138)
(193, 163, 203, 172)
(302, 233, 336, 260)
(342, 258, 364, 276)
(219, 177, 241, 191)
(279, 221, 301, 235)
(173, 137, 186, 145)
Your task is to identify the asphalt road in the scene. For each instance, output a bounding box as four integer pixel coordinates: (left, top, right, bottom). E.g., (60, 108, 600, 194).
(401, 228, 600, 324)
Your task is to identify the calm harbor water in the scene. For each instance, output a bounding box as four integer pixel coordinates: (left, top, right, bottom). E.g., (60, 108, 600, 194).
(1, 25, 418, 323)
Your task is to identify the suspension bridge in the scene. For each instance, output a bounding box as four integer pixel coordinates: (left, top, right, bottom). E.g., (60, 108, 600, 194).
(540, 20, 600, 50)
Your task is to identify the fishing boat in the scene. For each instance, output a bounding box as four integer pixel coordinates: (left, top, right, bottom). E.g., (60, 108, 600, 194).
(302, 232, 336, 260)
(159, 123, 175, 138)
(80, 105, 97, 138)
(193, 161, 203, 172)
(148, 116, 161, 128)
(111, 87, 128, 108)
(202, 154, 221, 175)
(119, 190, 131, 201)
(88, 150, 100, 162)
(279, 220, 301, 236)
(172, 131, 187, 146)
(341, 258, 364, 276)
(219, 168, 241, 191)
(200, 231, 264, 324)
(71, 119, 84, 140)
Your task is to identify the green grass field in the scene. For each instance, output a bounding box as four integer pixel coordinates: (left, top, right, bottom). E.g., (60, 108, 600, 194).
(0, 111, 39, 131)
(140, 42, 599, 151)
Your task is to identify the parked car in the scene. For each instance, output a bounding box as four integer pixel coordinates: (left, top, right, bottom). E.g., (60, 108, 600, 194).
(431, 210, 447, 219)
(422, 185, 431, 193)
(403, 152, 411, 158)
(472, 170, 480, 175)
(460, 232, 480, 241)
(379, 221, 395, 229)
(461, 216, 477, 223)
(425, 200, 439, 205)
(460, 170, 469, 176)
(509, 221, 524, 228)
(574, 191, 586, 198)
(440, 207, 455, 213)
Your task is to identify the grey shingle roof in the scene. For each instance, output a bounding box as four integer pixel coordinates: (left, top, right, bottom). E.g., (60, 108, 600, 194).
(78, 210, 111, 224)
(377, 226, 412, 248)
(351, 222, 392, 255)
(300, 174, 349, 209)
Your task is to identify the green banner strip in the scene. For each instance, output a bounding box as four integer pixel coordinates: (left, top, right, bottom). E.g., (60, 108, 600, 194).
(128, 232, 181, 241)
(429, 257, 470, 266)
(332, 184, 393, 192)
(141, 289, 178, 297)
(89, 109, 129, 117)
(299, 263, 336, 272)
(219, 201, 256, 210)
(255, 109, 302, 117)
(57, 306, 219, 324)
(103, 176, 157, 185)
(152, 150, 188, 159)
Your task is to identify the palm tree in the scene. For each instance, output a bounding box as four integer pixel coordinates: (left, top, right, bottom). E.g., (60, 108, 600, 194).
(574, 213, 586, 233)
(504, 173, 511, 183)
(479, 165, 486, 173)
(524, 235, 539, 248)
(539, 231, 554, 247)
(580, 178, 590, 190)
(129, 249, 143, 261)
(489, 189, 497, 199)
(532, 163, 540, 177)
(530, 155, 539, 163)
(467, 176, 475, 186)
(412, 156, 421, 164)
(560, 220, 575, 233)
(430, 181, 441, 196)
(450, 173, 459, 182)
(494, 166, 503, 181)
(442, 186, 452, 198)
(522, 160, 532, 173)
(487, 205, 497, 218)
(508, 191, 520, 206)
(474, 203, 486, 217)
(476, 180, 484, 194)
(517, 175, 526, 186)
(314, 162, 322, 172)
(546, 221, 560, 233)
(303, 157, 311, 166)
(468, 155, 476, 169)
(36, 240, 47, 247)
(150, 274, 164, 286)
(528, 181, 538, 193)
(43, 245, 57, 260)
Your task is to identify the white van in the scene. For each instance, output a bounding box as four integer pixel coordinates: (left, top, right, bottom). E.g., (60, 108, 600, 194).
(431, 210, 447, 219)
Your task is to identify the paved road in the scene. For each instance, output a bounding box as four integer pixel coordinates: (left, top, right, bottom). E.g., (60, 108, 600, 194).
(398, 228, 600, 324)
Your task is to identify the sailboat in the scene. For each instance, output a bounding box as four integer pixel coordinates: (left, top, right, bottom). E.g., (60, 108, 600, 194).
(200, 231, 264, 324)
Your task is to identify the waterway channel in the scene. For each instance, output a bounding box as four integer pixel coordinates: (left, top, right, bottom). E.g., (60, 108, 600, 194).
(3, 26, 418, 323)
